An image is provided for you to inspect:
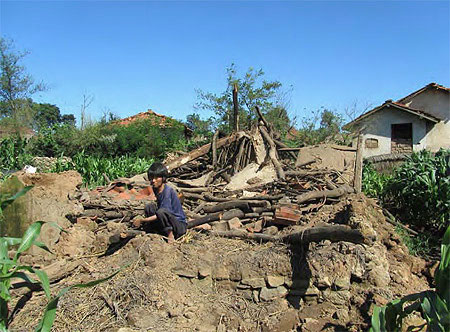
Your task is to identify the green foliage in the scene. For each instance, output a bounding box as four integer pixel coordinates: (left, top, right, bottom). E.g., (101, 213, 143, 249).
(0, 38, 46, 128)
(394, 226, 435, 258)
(290, 108, 347, 146)
(50, 151, 153, 188)
(31, 103, 75, 132)
(385, 149, 449, 233)
(0, 188, 121, 331)
(185, 113, 213, 138)
(362, 163, 392, 198)
(369, 225, 450, 332)
(0, 136, 33, 171)
(195, 63, 292, 134)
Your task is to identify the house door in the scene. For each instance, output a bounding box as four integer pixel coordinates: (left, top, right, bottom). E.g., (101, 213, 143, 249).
(391, 123, 413, 153)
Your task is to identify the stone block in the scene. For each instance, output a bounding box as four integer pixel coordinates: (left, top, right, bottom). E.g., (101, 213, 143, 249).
(241, 277, 266, 288)
(260, 286, 288, 301)
(227, 217, 242, 230)
(266, 275, 285, 288)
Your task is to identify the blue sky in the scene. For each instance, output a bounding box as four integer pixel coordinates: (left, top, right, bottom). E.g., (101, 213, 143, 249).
(1, 0, 449, 126)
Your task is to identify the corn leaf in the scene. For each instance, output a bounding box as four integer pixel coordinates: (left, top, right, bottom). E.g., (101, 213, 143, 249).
(0, 186, 33, 211)
(435, 225, 450, 306)
(15, 221, 45, 259)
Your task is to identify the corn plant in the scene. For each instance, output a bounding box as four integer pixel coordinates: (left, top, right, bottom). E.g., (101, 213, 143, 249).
(370, 225, 450, 332)
(362, 163, 392, 198)
(0, 187, 120, 331)
(385, 149, 449, 233)
(50, 151, 153, 188)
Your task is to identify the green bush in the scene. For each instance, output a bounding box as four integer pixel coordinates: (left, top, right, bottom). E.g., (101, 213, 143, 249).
(385, 149, 449, 233)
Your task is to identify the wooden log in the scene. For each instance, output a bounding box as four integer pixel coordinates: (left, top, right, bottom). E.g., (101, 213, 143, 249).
(187, 209, 245, 228)
(273, 139, 298, 160)
(239, 194, 284, 201)
(295, 159, 316, 168)
(295, 185, 355, 204)
(202, 201, 251, 213)
(259, 125, 285, 180)
(166, 132, 241, 171)
(212, 130, 219, 168)
(234, 137, 247, 174)
(285, 170, 330, 177)
(210, 225, 365, 245)
(255, 106, 270, 131)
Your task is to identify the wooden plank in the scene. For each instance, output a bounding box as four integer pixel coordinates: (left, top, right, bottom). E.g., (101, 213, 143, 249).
(354, 134, 363, 193)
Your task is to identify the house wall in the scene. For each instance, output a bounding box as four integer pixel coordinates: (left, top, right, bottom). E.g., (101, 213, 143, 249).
(402, 89, 450, 151)
(355, 107, 428, 158)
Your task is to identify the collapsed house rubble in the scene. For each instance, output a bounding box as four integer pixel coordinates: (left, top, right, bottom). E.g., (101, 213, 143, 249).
(8, 113, 435, 331)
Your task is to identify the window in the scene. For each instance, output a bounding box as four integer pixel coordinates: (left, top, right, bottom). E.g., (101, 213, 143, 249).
(365, 138, 378, 148)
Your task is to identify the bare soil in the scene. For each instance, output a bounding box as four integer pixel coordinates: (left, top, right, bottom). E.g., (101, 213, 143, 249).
(9, 178, 433, 332)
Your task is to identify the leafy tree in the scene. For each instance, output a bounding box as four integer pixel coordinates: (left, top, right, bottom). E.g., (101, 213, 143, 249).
(0, 38, 46, 128)
(194, 64, 292, 134)
(293, 108, 344, 145)
(185, 113, 213, 137)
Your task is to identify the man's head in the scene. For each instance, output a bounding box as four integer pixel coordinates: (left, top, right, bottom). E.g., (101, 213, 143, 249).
(147, 162, 168, 191)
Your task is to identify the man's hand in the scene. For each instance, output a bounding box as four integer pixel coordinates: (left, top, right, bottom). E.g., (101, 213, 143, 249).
(133, 219, 143, 228)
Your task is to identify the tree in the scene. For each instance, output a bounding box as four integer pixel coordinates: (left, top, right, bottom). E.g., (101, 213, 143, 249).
(194, 64, 293, 134)
(0, 38, 46, 127)
(294, 108, 345, 145)
(185, 113, 213, 137)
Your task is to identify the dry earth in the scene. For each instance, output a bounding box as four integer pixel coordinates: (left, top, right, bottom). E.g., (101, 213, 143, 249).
(7, 172, 435, 332)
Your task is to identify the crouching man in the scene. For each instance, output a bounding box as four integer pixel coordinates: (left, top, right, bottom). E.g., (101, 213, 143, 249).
(133, 162, 187, 243)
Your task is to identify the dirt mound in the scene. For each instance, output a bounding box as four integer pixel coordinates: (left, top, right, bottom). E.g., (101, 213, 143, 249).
(10, 194, 432, 332)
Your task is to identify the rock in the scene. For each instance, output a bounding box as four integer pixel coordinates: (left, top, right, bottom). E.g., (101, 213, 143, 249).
(262, 225, 278, 235)
(76, 216, 98, 231)
(241, 277, 266, 289)
(334, 276, 350, 290)
(271, 309, 299, 331)
(198, 265, 211, 278)
(173, 267, 197, 278)
(266, 275, 285, 288)
(321, 289, 351, 305)
(253, 290, 260, 302)
(227, 217, 242, 230)
(194, 223, 212, 231)
(333, 308, 349, 322)
(260, 286, 288, 301)
(316, 276, 331, 289)
(210, 221, 229, 232)
(212, 264, 229, 280)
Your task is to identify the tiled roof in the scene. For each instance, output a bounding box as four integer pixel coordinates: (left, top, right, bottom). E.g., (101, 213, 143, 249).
(397, 82, 450, 104)
(115, 109, 180, 127)
(344, 100, 441, 130)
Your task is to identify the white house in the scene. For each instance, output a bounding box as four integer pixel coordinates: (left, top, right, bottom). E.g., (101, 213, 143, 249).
(345, 83, 450, 158)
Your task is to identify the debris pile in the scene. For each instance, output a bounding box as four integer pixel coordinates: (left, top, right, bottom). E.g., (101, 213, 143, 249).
(71, 111, 360, 245)
(7, 111, 434, 331)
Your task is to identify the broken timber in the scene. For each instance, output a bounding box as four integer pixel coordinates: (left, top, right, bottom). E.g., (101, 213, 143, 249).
(210, 225, 365, 245)
(166, 132, 241, 171)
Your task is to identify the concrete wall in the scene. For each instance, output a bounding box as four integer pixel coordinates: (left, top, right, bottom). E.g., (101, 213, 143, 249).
(355, 106, 428, 158)
(402, 89, 450, 151)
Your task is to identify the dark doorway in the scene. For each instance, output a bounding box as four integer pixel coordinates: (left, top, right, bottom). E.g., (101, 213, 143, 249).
(391, 123, 413, 153)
